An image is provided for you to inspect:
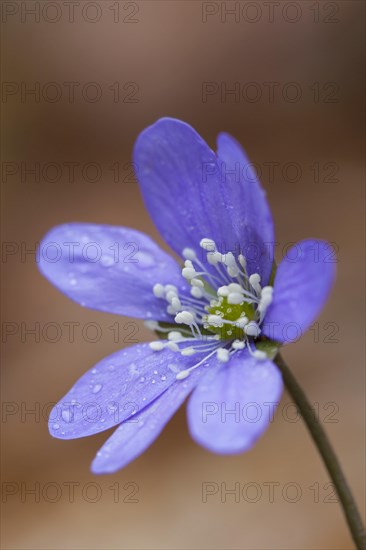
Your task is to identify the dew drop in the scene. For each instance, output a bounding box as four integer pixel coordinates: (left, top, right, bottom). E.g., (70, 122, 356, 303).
(53, 423, 60, 430)
(92, 383, 102, 394)
(136, 251, 155, 269)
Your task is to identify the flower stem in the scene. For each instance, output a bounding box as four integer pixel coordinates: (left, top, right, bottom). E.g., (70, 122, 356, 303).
(274, 353, 366, 550)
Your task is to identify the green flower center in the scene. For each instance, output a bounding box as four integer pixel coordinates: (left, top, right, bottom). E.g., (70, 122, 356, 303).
(207, 297, 255, 340)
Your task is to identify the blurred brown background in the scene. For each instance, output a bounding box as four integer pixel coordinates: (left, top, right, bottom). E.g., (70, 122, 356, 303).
(1, 1, 365, 549)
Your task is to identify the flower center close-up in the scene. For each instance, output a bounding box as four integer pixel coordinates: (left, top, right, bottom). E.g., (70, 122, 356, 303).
(147, 238, 274, 380)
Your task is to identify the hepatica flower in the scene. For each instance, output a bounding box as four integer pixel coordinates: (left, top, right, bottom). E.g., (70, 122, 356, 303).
(39, 118, 335, 474)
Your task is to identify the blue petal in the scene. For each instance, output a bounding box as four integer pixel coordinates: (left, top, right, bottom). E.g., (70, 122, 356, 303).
(49, 343, 210, 440)
(216, 133, 274, 284)
(262, 239, 336, 343)
(187, 350, 283, 454)
(91, 364, 204, 474)
(38, 223, 186, 322)
(134, 118, 273, 282)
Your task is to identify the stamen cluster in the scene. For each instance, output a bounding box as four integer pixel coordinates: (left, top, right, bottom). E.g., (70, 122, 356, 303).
(146, 239, 274, 380)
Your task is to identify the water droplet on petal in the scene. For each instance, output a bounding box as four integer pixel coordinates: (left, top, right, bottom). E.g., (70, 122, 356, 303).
(137, 251, 155, 268)
(92, 383, 102, 394)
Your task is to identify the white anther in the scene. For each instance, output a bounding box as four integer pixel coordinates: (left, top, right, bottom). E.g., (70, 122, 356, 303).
(144, 320, 159, 330)
(200, 238, 216, 251)
(244, 321, 261, 337)
(191, 278, 204, 288)
(149, 341, 164, 351)
(257, 286, 273, 314)
(217, 286, 229, 297)
(181, 347, 196, 356)
(166, 290, 178, 303)
(249, 273, 261, 293)
(227, 266, 240, 278)
(167, 305, 176, 315)
(176, 369, 191, 380)
(191, 287, 203, 299)
(175, 311, 195, 325)
(261, 285, 273, 295)
(235, 316, 248, 329)
(232, 340, 245, 350)
(217, 348, 230, 362)
(207, 314, 224, 327)
(166, 342, 179, 352)
(207, 251, 222, 265)
(228, 292, 244, 305)
(227, 283, 243, 293)
(171, 297, 182, 311)
(165, 284, 177, 293)
(184, 259, 193, 268)
(168, 331, 184, 341)
(182, 267, 196, 280)
(182, 248, 197, 261)
(153, 284, 165, 298)
(223, 252, 237, 267)
(238, 254, 247, 269)
(253, 350, 267, 361)
(258, 294, 272, 311)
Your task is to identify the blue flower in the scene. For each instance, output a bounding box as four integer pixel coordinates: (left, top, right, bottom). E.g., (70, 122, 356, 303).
(39, 118, 335, 474)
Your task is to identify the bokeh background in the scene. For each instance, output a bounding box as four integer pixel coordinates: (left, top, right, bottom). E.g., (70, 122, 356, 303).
(1, 1, 365, 548)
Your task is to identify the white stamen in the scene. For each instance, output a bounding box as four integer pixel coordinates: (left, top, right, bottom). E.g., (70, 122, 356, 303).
(217, 286, 229, 297)
(165, 284, 177, 293)
(244, 321, 261, 337)
(227, 283, 243, 293)
(253, 350, 267, 361)
(238, 254, 246, 269)
(149, 341, 164, 351)
(183, 248, 197, 261)
(166, 290, 178, 303)
(227, 266, 240, 278)
(200, 238, 216, 251)
(228, 292, 244, 305)
(175, 311, 195, 325)
(249, 273, 261, 294)
(176, 369, 191, 380)
(182, 267, 196, 280)
(171, 297, 182, 311)
(191, 287, 203, 299)
(191, 278, 204, 288)
(207, 251, 222, 265)
(153, 284, 165, 298)
(168, 331, 184, 341)
(223, 252, 237, 268)
(217, 348, 230, 362)
(181, 347, 196, 356)
(235, 316, 249, 329)
(232, 340, 245, 350)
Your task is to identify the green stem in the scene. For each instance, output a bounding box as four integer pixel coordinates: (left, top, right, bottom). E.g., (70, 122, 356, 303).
(274, 353, 366, 550)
